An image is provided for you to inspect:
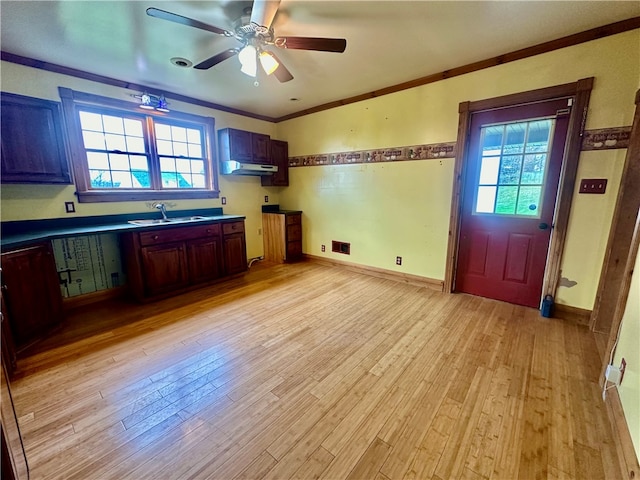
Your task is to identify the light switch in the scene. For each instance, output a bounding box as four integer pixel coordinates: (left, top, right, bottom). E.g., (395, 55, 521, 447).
(579, 178, 607, 194)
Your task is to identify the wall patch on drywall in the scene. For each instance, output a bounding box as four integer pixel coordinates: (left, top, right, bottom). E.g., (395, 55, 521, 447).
(559, 276, 578, 288)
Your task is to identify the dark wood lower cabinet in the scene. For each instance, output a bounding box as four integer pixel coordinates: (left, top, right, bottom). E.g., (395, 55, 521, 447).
(123, 220, 246, 301)
(140, 242, 189, 297)
(222, 221, 248, 275)
(187, 236, 224, 284)
(1, 243, 63, 351)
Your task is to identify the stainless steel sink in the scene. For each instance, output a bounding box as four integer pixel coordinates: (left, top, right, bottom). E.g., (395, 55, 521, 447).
(128, 216, 207, 226)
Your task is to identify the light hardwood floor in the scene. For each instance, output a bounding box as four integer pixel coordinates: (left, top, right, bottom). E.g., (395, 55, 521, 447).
(8, 261, 623, 479)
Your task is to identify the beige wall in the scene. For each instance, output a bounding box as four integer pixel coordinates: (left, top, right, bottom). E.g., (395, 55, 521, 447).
(0, 61, 283, 259)
(277, 30, 639, 310)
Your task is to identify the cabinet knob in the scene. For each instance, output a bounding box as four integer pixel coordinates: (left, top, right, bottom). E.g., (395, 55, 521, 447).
(1, 284, 7, 291)
(153, 235, 159, 240)
(207, 229, 212, 234)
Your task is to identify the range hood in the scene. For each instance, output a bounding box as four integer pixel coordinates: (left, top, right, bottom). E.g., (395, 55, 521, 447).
(221, 161, 278, 176)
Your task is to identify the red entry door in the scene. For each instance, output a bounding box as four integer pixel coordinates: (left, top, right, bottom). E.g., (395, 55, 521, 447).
(455, 99, 570, 308)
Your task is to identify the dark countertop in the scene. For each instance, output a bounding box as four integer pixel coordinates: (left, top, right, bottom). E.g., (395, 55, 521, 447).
(262, 205, 302, 215)
(1, 208, 245, 250)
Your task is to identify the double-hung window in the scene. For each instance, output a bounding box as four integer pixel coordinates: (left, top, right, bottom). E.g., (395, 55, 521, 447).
(60, 87, 218, 202)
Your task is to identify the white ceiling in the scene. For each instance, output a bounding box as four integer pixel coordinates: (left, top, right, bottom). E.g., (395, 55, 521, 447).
(1, 1, 639, 120)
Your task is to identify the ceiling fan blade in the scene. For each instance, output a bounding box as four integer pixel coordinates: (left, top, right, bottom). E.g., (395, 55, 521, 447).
(194, 49, 240, 70)
(274, 37, 347, 53)
(268, 52, 294, 83)
(146, 7, 232, 36)
(250, 0, 281, 30)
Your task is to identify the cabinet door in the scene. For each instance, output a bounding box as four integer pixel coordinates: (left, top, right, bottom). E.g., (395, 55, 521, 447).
(261, 139, 289, 186)
(227, 129, 253, 162)
(187, 236, 223, 284)
(140, 243, 189, 296)
(251, 133, 271, 164)
(1, 243, 63, 349)
(223, 234, 247, 275)
(1, 93, 71, 184)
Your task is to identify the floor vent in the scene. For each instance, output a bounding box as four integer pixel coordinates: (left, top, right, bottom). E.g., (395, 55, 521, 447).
(332, 241, 350, 255)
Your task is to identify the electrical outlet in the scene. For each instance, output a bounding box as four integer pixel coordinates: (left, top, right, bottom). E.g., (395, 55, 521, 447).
(396, 256, 402, 265)
(65, 201, 75, 213)
(264, 195, 269, 203)
(321, 245, 326, 252)
(221, 197, 227, 205)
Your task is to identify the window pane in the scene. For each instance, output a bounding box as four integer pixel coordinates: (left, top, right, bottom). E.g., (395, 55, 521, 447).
(516, 186, 542, 216)
(171, 126, 187, 142)
(86, 152, 109, 170)
(191, 160, 204, 174)
(126, 136, 146, 153)
(504, 123, 525, 154)
(79, 111, 103, 131)
(476, 186, 496, 213)
(105, 133, 126, 151)
(482, 125, 503, 156)
(498, 155, 522, 185)
(176, 158, 191, 173)
(160, 157, 176, 173)
(187, 128, 201, 144)
(83, 131, 106, 150)
(90, 170, 113, 188)
(103, 115, 124, 134)
(479, 156, 500, 185)
(161, 172, 178, 188)
(192, 174, 205, 188)
(130, 155, 149, 171)
(526, 120, 551, 152)
(124, 118, 143, 137)
(521, 154, 546, 184)
(157, 139, 173, 156)
(111, 170, 133, 188)
(109, 153, 130, 171)
(173, 142, 189, 157)
(131, 170, 151, 188)
(177, 173, 192, 188)
(155, 123, 171, 140)
(188, 143, 203, 158)
(495, 186, 518, 214)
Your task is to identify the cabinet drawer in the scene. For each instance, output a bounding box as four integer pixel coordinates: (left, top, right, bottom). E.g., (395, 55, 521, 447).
(286, 214, 301, 225)
(287, 224, 302, 242)
(222, 221, 245, 236)
(139, 223, 221, 246)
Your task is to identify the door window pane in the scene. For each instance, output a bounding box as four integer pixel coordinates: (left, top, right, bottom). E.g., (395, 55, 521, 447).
(474, 118, 553, 217)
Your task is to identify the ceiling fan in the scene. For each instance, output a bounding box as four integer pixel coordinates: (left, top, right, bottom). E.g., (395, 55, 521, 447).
(146, 1, 347, 83)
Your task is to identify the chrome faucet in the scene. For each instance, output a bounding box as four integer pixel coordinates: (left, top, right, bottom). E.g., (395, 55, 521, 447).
(153, 202, 168, 220)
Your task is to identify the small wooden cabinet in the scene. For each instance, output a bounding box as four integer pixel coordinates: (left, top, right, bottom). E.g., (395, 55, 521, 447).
(1, 243, 64, 350)
(1, 92, 72, 184)
(123, 220, 245, 301)
(222, 221, 248, 275)
(263, 211, 303, 263)
(218, 128, 272, 165)
(262, 139, 289, 187)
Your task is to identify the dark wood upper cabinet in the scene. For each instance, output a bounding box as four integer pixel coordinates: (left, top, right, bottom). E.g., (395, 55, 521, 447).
(1, 92, 72, 184)
(218, 128, 272, 165)
(251, 133, 271, 163)
(262, 139, 289, 187)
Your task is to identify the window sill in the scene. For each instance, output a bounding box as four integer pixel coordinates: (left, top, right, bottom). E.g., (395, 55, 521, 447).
(76, 189, 220, 203)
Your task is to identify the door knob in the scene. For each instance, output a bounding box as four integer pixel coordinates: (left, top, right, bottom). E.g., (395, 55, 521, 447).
(538, 222, 549, 230)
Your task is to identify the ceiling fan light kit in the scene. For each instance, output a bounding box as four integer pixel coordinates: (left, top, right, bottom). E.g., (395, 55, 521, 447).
(146, 1, 347, 84)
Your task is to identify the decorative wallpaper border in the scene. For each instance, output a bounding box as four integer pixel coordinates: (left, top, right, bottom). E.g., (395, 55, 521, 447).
(288, 142, 456, 167)
(581, 126, 631, 151)
(288, 126, 632, 168)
